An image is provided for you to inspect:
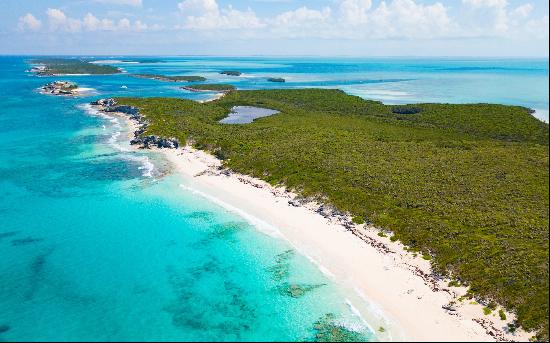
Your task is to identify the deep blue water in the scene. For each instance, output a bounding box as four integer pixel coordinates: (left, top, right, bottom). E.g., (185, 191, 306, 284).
(0, 56, 548, 342)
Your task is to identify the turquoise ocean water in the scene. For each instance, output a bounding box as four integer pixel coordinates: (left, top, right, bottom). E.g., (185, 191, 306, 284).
(0, 56, 548, 341)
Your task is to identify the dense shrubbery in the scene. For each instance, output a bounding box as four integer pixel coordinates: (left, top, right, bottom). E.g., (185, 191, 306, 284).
(392, 105, 422, 114)
(31, 58, 120, 75)
(117, 89, 549, 340)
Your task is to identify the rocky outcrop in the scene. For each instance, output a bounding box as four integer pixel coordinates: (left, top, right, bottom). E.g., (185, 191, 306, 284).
(267, 77, 285, 83)
(91, 98, 179, 150)
(130, 135, 179, 149)
(220, 70, 242, 76)
(40, 81, 79, 95)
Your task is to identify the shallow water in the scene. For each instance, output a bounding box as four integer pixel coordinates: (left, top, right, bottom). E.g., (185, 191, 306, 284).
(0, 55, 548, 341)
(220, 106, 280, 124)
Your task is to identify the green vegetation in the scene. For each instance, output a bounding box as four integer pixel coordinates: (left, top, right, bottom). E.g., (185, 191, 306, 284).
(30, 58, 120, 75)
(448, 280, 461, 287)
(499, 309, 507, 321)
(267, 77, 286, 83)
(220, 70, 242, 76)
(181, 84, 236, 92)
(483, 307, 493, 315)
(132, 74, 206, 82)
(116, 88, 549, 339)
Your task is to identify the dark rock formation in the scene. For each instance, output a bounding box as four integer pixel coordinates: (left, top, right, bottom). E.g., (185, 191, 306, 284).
(267, 77, 285, 83)
(220, 70, 242, 76)
(92, 98, 179, 150)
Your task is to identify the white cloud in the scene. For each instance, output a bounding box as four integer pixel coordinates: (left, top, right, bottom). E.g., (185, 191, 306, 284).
(16, 0, 547, 44)
(18, 13, 42, 31)
(93, 0, 143, 6)
(178, 0, 264, 30)
(40, 8, 152, 33)
(354, 0, 452, 38)
(462, 0, 507, 7)
(272, 6, 331, 28)
(178, 0, 219, 16)
(339, 0, 372, 25)
(512, 3, 533, 18)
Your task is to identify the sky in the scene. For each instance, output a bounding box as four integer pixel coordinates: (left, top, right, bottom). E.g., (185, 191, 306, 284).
(1, 0, 548, 56)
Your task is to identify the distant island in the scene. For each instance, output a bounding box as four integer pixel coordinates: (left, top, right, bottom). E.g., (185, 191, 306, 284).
(181, 84, 236, 92)
(30, 58, 121, 76)
(110, 89, 549, 341)
(267, 77, 285, 83)
(132, 74, 207, 82)
(220, 70, 242, 76)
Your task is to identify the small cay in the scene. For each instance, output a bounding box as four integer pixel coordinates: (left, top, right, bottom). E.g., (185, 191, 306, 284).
(267, 77, 285, 83)
(40, 81, 79, 96)
(220, 70, 242, 76)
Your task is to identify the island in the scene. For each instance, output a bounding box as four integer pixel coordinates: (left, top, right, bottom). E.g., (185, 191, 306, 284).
(30, 58, 121, 76)
(107, 89, 548, 341)
(132, 74, 207, 82)
(181, 84, 236, 92)
(40, 81, 79, 96)
(220, 70, 242, 76)
(267, 77, 286, 83)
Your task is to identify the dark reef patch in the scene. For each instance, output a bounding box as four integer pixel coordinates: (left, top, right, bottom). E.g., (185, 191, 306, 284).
(25, 248, 54, 301)
(11, 237, 44, 246)
(0, 231, 20, 242)
(278, 282, 325, 298)
(311, 313, 367, 342)
(267, 249, 294, 281)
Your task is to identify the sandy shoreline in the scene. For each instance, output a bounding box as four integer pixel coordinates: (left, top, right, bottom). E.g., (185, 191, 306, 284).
(99, 104, 532, 342)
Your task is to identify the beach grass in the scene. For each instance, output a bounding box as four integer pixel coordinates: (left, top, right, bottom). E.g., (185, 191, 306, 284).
(116, 89, 549, 340)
